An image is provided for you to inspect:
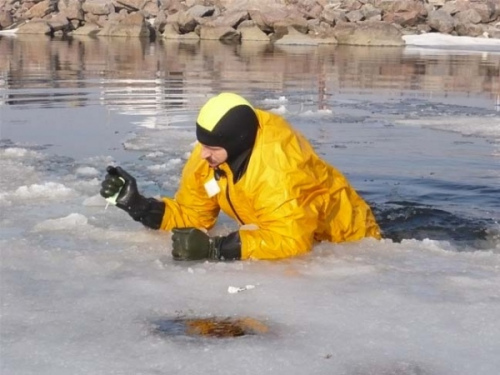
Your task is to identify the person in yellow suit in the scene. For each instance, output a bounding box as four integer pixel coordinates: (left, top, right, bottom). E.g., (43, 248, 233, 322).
(100, 93, 381, 261)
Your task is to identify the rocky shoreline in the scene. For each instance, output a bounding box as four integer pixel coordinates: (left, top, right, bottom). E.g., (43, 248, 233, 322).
(0, 0, 499, 46)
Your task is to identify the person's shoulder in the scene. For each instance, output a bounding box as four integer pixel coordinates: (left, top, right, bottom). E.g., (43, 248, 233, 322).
(255, 108, 297, 141)
(255, 108, 290, 127)
(182, 143, 210, 176)
(252, 116, 317, 173)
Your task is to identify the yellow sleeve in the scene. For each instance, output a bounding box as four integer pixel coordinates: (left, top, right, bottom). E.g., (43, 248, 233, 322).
(159, 147, 220, 231)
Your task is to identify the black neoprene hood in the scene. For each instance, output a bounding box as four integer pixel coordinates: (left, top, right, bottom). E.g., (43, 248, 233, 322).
(196, 93, 258, 162)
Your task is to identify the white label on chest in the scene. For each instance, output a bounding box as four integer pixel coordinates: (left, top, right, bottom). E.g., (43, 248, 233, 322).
(204, 177, 221, 198)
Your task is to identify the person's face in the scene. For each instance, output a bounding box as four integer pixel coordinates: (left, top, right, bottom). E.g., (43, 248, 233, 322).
(200, 144, 228, 168)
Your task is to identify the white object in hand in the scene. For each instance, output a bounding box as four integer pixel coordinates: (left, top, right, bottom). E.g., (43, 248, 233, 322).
(105, 177, 125, 206)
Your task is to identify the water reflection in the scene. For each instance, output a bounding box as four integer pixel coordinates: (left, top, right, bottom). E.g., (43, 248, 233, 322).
(1, 35, 499, 113)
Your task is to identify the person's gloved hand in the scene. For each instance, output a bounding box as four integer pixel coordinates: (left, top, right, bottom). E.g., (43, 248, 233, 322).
(171, 228, 221, 261)
(100, 166, 167, 231)
(100, 166, 143, 213)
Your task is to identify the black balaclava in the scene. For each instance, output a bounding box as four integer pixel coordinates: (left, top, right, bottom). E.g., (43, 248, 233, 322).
(196, 93, 258, 181)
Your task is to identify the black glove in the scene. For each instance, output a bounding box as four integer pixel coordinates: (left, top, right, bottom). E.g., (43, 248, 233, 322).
(171, 228, 242, 261)
(100, 166, 165, 229)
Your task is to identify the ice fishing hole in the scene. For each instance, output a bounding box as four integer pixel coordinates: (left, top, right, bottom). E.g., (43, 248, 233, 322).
(151, 317, 269, 338)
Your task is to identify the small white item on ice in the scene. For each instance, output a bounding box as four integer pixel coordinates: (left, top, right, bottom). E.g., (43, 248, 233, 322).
(227, 285, 256, 294)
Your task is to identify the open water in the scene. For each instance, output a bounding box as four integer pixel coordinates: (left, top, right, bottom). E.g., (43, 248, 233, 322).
(2, 35, 499, 249)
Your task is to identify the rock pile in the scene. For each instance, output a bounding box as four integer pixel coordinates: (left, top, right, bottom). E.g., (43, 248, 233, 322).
(0, 0, 499, 45)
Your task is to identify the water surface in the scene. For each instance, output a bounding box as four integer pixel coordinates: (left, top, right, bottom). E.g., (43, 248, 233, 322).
(1, 35, 499, 247)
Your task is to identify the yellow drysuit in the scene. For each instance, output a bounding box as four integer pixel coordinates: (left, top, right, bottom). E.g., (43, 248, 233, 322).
(160, 109, 381, 260)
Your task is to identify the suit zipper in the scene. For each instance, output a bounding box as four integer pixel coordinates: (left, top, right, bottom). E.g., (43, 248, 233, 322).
(215, 168, 245, 225)
(226, 185, 245, 225)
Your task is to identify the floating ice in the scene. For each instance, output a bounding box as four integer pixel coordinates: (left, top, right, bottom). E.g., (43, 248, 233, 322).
(33, 213, 88, 232)
(2, 147, 42, 160)
(261, 96, 289, 105)
(269, 105, 288, 115)
(404, 33, 500, 48)
(403, 33, 500, 56)
(299, 109, 333, 117)
(82, 194, 107, 207)
(144, 151, 166, 159)
(396, 116, 500, 141)
(12, 182, 75, 200)
(136, 116, 163, 129)
(0, 193, 11, 206)
(147, 159, 183, 173)
(4, 147, 29, 158)
(75, 166, 100, 177)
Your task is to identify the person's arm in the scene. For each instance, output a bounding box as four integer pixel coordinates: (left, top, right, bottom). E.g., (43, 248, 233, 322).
(159, 146, 221, 231)
(100, 147, 221, 232)
(100, 166, 165, 229)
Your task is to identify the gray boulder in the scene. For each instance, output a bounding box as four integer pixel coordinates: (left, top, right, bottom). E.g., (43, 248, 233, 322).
(98, 12, 150, 37)
(384, 10, 421, 27)
(0, 9, 14, 29)
(333, 20, 404, 46)
(441, 0, 468, 16)
(454, 9, 483, 26)
(58, 0, 85, 21)
(204, 10, 249, 28)
(361, 4, 382, 21)
(469, 0, 496, 23)
(428, 9, 455, 34)
(82, 0, 115, 16)
(171, 9, 199, 33)
(115, 0, 149, 12)
(308, 19, 337, 39)
(455, 22, 484, 37)
(142, 1, 160, 18)
(187, 5, 216, 18)
(162, 23, 200, 40)
(199, 25, 240, 42)
(25, 0, 55, 19)
(274, 26, 334, 45)
(16, 19, 52, 34)
(346, 9, 364, 23)
(238, 20, 270, 42)
(245, 2, 308, 34)
(47, 13, 72, 32)
(71, 22, 101, 36)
